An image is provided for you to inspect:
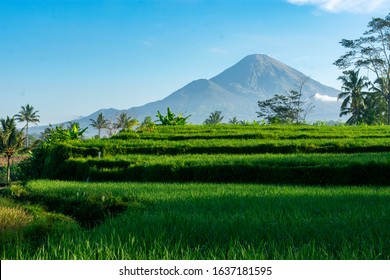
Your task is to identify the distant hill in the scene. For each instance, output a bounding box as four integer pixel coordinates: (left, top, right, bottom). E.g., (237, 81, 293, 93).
(30, 54, 341, 137)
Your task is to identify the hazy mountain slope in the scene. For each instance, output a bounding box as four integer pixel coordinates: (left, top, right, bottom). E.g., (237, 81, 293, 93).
(29, 108, 124, 137)
(127, 79, 257, 123)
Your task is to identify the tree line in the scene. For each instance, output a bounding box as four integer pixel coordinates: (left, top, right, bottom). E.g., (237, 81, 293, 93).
(333, 13, 390, 125)
(256, 13, 390, 125)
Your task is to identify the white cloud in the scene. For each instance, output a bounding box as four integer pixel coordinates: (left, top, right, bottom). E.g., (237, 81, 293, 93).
(314, 93, 338, 102)
(287, 0, 389, 13)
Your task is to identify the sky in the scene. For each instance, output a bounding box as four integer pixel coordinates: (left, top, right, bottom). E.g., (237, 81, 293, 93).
(1, 0, 390, 126)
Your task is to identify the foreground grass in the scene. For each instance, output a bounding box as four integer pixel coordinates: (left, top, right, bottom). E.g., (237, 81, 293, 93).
(2, 180, 390, 260)
(0, 195, 80, 257)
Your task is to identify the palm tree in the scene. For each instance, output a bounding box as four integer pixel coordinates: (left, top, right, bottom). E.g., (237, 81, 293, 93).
(14, 104, 40, 147)
(337, 70, 369, 125)
(367, 77, 389, 124)
(229, 117, 240, 124)
(90, 113, 108, 138)
(115, 113, 139, 131)
(204, 111, 224, 125)
(0, 117, 24, 185)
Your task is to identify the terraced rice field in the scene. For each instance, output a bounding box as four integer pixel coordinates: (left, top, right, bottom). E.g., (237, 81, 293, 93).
(1, 124, 390, 259)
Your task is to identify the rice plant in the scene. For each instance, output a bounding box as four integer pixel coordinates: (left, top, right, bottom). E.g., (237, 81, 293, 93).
(2, 181, 390, 260)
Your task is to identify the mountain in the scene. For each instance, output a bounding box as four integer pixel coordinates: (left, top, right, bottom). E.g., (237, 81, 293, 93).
(125, 54, 340, 124)
(30, 54, 341, 137)
(211, 54, 337, 99)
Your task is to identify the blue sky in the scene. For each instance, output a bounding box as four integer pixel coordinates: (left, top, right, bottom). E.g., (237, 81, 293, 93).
(1, 0, 390, 125)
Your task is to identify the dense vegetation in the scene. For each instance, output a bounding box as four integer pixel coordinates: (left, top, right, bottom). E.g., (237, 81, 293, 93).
(2, 181, 390, 259)
(1, 123, 390, 259)
(334, 13, 390, 125)
(2, 13, 390, 261)
(23, 124, 390, 186)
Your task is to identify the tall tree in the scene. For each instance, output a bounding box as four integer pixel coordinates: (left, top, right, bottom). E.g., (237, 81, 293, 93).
(365, 77, 388, 124)
(90, 113, 109, 138)
(14, 104, 40, 147)
(337, 70, 369, 125)
(334, 13, 390, 123)
(257, 89, 314, 124)
(0, 117, 24, 185)
(115, 113, 139, 131)
(229, 117, 240, 124)
(291, 78, 314, 124)
(204, 111, 224, 125)
(105, 120, 118, 137)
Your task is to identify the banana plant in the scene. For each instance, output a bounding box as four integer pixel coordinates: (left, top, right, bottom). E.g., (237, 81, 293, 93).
(156, 107, 190, 125)
(63, 122, 88, 140)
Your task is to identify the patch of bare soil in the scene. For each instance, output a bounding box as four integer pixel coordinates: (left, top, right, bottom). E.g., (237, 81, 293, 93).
(0, 156, 28, 167)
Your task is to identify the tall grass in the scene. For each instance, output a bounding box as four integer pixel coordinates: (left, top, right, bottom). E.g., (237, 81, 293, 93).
(115, 124, 390, 140)
(7, 125, 390, 259)
(73, 137, 390, 156)
(0, 198, 34, 236)
(34, 124, 390, 181)
(58, 152, 390, 185)
(2, 181, 390, 260)
(0, 195, 80, 252)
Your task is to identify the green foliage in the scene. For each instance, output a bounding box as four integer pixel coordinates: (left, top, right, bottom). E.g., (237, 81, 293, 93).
(137, 116, 156, 132)
(334, 13, 390, 124)
(66, 136, 390, 156)
(21, 122, 88, 179)
(114, 113, 139, 132)
(64, 122, 88, 140)
(228, 118, 256, 125)
(365, 78, 388, 124)
(0, 195, 79, 247)
(0, 117, 25, 156)
(257, 89, 314, 124)
(39, 143, 99, 179)
(8, 182, 131, 228)
(28, 124, 390, 183)
(0, 163, 24, 183)
(14, 104, 40, 147)
(4, 121, 390, 260)
(90, 113, 109, 138)
(3, 181, 390, 260)
(58, 152, 390, 185)
(204, 110, 224, 125)
(0, 117, 25, 184)
(156, 107, 190, 125)
(41, 122, 88, 143)
(41, 125, 67, 143)
(337, 70, 370, 125)
(228, 116, 240, 124)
